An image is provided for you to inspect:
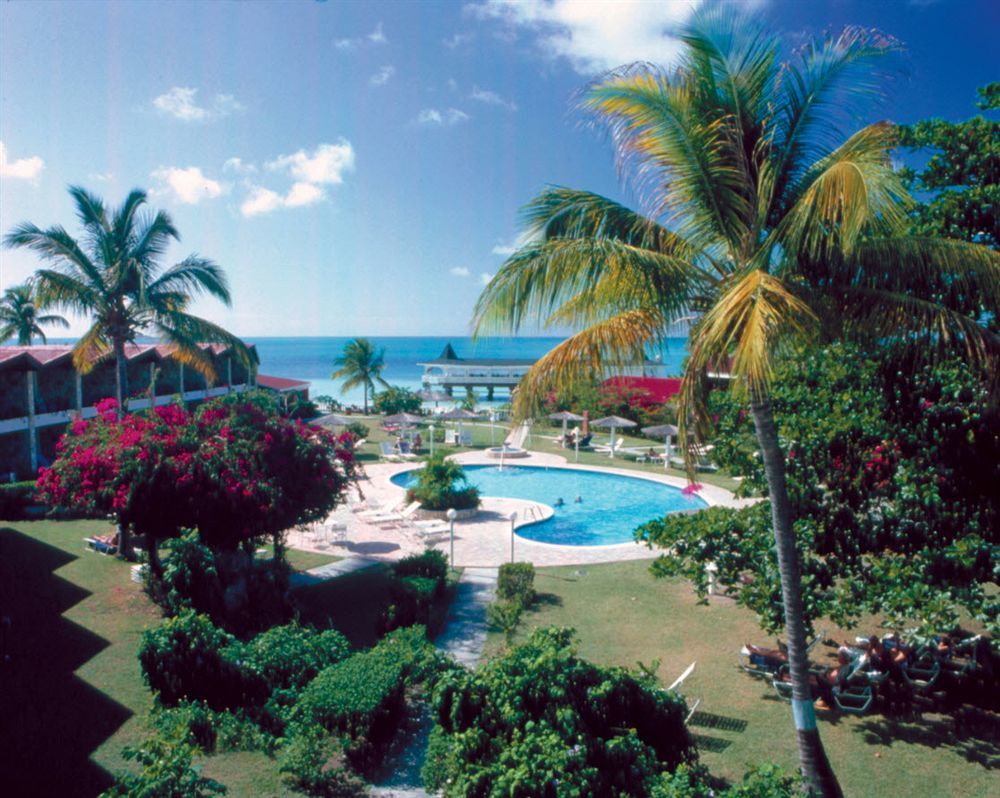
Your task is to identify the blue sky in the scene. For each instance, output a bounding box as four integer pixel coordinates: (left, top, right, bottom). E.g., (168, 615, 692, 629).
(1, 0, 996, 337)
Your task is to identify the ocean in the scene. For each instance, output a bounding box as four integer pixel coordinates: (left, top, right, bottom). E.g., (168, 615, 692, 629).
(250, 336, 690, 407)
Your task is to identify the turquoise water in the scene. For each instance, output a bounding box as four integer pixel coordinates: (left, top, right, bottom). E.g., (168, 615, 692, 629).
(392, 464, 706, 546)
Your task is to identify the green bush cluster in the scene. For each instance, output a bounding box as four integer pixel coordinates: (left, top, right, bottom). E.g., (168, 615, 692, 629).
(379, 550, 450, 635)
(649, 763, 803, 798)
(344, 421, 369, 440)
(0, 480, 38, 520)
(373, 385, 422, 415)
(100, 735, 227, 798)
(407, 453, 479, 511)
(278, 730, 367, 797)
(487, 561, 536, 643)
(292, 627, 433, 774)
(145, 532, 293, 637)
(423, 627, 696, 796)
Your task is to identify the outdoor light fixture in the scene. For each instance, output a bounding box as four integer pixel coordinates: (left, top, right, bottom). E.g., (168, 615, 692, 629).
(509, 510, 517, 563)
(447, 507, 457, 567)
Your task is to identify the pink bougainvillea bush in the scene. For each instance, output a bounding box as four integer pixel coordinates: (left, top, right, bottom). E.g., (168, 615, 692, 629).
(37, 393, 358, 551)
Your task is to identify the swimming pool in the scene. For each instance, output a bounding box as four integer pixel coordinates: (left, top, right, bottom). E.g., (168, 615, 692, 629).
(390, 464, 708, 546)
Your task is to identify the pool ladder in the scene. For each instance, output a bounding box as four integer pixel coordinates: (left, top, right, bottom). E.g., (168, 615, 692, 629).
(524, 504, 545, 521)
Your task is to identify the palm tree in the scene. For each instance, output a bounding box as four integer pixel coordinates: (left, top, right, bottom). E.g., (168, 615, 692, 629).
(3, 186, 253, 411)
(331, 337, 389, 414)
(0, 282, 69, 344)
(473, 13, 999, 797)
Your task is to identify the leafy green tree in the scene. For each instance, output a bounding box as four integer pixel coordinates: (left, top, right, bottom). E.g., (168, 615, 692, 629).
(898, 83, 999, 248)
(424, 627, 695, 797)
(474, 12, 999, 794)
(407, 452, 479, 511)
(0, 281, 68, 344)
(331, 337, 389, 414)
(4, 186, 253, 412)
(372, 385, 422, 415)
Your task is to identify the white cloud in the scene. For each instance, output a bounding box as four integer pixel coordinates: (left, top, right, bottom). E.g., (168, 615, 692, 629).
(449, 266, 471, 277)
(334, 37, 356, 50)
(152, 86, 244, 122)
(444, 32, 474, 48)
(267, 140, 356, 184)
(223, 157, 257, 174)
(469, 0, 702, 74)
(284, 181, 325, 208)
(480, 272, 495, 286)
(240, 185, 284, 217)
(88, 172, 114, 183)
(370, 65, 396, 86)
(491, 242, 517, 257)
(368, 22, 387, 44)
(150, 166, 225, 204)
(415, 108, 470, 126)
(0, 141, 44, 180)
(470, 85, 517, 111)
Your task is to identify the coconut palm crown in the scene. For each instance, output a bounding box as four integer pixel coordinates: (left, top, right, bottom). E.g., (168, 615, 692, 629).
(331, 337, 389, 414)
(473, 12, 999, 797)
(0, 282, 69, 345)
(3, 186, 254, 408)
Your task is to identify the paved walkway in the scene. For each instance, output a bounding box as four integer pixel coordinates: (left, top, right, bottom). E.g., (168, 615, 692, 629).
(435, 567, 498, 668)
(287, 555, 379, 588)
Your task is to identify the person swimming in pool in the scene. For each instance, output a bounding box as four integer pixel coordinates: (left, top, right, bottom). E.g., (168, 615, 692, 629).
(574, 496, 582, 503)
(555, 497, 565, 507)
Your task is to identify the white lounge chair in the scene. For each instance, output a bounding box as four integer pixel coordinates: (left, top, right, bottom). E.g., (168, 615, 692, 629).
(356, 498, 404, 519)
(369, 501, 422, 526)
(379, 441, 401, 461)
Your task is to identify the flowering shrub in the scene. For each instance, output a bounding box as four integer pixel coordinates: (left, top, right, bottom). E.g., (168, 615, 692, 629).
(36, 393, 357, 551)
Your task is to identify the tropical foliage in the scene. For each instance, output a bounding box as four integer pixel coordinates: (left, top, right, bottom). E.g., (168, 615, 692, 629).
(0, 281, 68, 344)
(3, 186, 253, 409)
(423, 627, 696, 796)
(372, 385, 422, 415)
(637, 344, 1000, 641)
(331, 338, 389, 413)
(472, 11, 1000, 793)
(36, 393, 357, 585)
(406, 452, 480, 511)
(898, 82, 999, 248)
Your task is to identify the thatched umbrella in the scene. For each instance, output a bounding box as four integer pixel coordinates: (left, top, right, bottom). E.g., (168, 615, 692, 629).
(417, 388, 451, 407)
(592, 415, 638, 458)
(548, 410, 585, 444)
(641, 423, 679, 469)
(383, 412, 424, 427)
(438, 407, 481, 441)
(310, 413, 351, 428)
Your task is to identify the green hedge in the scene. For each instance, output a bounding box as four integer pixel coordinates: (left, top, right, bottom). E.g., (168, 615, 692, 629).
(245, 622, 351, 693)
(0, 481, 39, 520)
(497, 562, 535, 606)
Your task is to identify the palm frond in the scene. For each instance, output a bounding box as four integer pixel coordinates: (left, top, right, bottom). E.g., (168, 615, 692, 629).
(156, 312, 256, 371)
(33, 269, 101, 314)
(581, 65, 750, 254)
(3, 223, 105, 290)
(767, 26, 902, 222)
(36, 314, 71, 329)
(509, 308, 668, 420)
(778, 122, 909, 257)
(71, 324, 111, 374)
(148, 256, 231, 305)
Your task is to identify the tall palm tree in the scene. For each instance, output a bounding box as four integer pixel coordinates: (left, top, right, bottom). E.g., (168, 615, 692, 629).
(473, 13, 1000, 797)
(0, 282, 69, 344)
(331, 337, 389, 414)
(3, 186, 253, 411)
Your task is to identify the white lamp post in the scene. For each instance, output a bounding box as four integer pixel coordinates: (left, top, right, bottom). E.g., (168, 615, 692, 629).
(429, 424, 435, 458)
(447, 507, 457, 567)
(509, 511, 517, 563)
(490, 410, 496, 446)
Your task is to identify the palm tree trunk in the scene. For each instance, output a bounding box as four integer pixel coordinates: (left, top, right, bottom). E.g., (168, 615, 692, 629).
(363, 383, 368, 415)
(113, 338, 128, 416)
(750, 394, 842, 798)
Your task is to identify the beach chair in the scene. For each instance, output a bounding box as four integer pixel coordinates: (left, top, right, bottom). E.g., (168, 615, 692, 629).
(379, 441, 401, 461)
(396, 441, 418, 460)
(664, 662, 701, 725)
(357, 498, 404, 519)
(903, 650, 942, 692)
(85, 534, 117, 555)
(369, 501, 422, 526)
(459, 430, 473, 446)
(739, 629, 825, 678)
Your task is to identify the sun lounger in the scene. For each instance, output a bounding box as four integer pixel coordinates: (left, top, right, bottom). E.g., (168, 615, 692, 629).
(396, 441, 418, 460)
(357, 499, 404, 519)
(379, 441, 401, 461)
(85, 535, 117, 555)
(368, 501, 422, 526)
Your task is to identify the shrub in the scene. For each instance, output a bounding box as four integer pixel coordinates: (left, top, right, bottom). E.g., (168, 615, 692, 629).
(245, 623, 351, 693)
(428, 627, 695, 796)
(147, 532, 223, 619)
(278, 730, 367, 798)
(380, 551, 450, 634)
(497, 562, 535, 606)
(0, 480, 38, 520)
(138, 611, 266, 711)
(153, 700, 277, 755)
(373, 386, 422, 416)
(407, 453, 479, 512)
(100, 735, 227, 798)
(486, 600, 522, 645)
(394, 549, 448, 587)
(344, 421, 369, 440)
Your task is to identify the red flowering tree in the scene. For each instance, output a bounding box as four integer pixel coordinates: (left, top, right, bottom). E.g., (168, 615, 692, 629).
(37, 393, 357, 574)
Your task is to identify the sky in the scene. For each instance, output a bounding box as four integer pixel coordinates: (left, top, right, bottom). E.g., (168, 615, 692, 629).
(1, 0, 997, 338)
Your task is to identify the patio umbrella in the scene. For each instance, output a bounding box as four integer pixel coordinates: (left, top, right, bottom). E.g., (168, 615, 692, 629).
(642, 423, 679, 469)
(438, 407, 481, 441)
(417, 388, 451, 407)
(310, 413, 351, 428)
(592, 415, 638, 458)
(548, 411, 585, 444)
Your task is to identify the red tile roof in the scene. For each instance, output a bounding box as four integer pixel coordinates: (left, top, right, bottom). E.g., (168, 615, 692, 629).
(256, 374, 310, 391)
(0, 342, 256, 371)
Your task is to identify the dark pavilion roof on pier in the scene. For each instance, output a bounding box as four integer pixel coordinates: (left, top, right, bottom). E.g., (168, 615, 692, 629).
(417, 342, 536, 367)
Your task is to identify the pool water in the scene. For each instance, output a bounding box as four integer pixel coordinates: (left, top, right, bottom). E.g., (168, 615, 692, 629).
(391, 465, 707, 546)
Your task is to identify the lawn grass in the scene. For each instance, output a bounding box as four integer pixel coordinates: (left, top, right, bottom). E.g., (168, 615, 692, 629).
(483, 560, 998, 797)
(0, 520, 356, 797)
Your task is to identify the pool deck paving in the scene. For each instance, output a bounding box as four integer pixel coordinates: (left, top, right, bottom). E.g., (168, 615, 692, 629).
(286, 447, 753, 569)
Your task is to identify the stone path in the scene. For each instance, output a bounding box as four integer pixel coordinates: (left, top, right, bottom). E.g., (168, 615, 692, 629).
(369, 567, 498, 797)
(287, 555, 378, 588)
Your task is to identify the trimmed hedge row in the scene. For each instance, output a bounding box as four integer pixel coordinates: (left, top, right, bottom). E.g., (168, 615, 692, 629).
(0, 480, 39, 520)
